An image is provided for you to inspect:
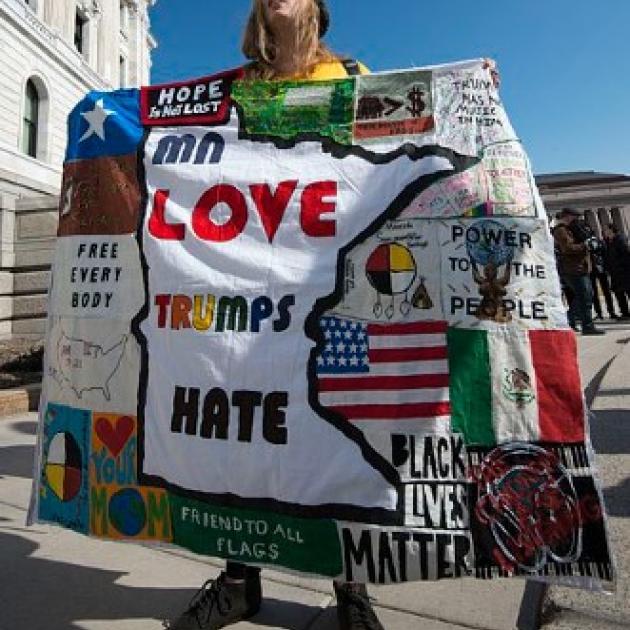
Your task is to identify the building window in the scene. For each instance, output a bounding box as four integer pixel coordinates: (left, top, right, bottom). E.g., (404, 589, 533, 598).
(75, 10, 88, 55)
(119, 55, 127, 87)
(21, 79, 39, 158)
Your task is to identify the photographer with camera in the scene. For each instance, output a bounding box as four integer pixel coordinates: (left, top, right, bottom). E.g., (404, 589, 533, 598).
(553, 207, 605, 335)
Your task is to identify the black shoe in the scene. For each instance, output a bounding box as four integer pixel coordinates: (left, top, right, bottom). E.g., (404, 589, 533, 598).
(169, 571, 261, 629)
(582, 326, 606, 336)
(609, 313, 620, 320)
(334, 582, 384, 630)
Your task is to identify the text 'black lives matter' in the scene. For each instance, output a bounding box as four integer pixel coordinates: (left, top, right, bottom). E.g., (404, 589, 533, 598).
(141, 68, 244, 127)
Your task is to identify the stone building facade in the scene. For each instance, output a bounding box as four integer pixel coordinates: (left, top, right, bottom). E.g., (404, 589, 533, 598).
(536, 171, 630, 238)
(0, 0, 156, 338)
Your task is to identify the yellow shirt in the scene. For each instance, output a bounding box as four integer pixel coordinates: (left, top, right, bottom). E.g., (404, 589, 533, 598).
(306, 59, 370, 80)
(242, 59, 369, 81)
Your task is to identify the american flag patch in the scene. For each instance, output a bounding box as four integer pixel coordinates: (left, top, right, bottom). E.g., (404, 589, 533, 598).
(316, 317, 450, 422)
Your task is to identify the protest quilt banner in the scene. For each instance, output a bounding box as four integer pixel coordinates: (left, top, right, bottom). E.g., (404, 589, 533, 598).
(29, 59, 615, 588)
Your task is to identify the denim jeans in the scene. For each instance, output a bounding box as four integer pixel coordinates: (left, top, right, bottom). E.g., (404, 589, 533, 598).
(563, 273, 594, 330)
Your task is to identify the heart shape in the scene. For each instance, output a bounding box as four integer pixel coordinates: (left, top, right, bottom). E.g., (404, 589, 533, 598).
(95, 415, 134, 457)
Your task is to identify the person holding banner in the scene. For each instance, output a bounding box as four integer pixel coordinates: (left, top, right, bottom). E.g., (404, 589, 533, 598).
(169, 3, 384, 629)
(168, 1, 506, 628)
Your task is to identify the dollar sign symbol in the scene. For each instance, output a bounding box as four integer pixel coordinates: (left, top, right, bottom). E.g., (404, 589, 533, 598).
(407, 86, 426, 117)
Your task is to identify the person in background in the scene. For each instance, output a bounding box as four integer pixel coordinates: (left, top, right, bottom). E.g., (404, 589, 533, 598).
(586, 226, 619, 320)
(602, 223, 630, 319)
(551, 223, 576, 324)
(553, 208, 605, 335)
(171, 2, 380, 629)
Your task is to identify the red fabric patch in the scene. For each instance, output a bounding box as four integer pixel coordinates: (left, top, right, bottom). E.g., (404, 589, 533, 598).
(95, 415, 135, 457)
(529, 330, 585, 442)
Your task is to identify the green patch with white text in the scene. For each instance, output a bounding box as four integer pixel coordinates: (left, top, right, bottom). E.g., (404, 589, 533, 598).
(170, 494, 343, 576)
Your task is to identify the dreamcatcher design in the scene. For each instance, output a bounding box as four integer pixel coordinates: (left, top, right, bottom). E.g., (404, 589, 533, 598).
(365, 243, 432, 319)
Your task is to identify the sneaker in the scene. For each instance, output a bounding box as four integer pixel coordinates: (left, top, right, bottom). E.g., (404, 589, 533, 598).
(334, 582, 384, 630)
(582, 326, 606, 336)
(169, 571, 261, 630)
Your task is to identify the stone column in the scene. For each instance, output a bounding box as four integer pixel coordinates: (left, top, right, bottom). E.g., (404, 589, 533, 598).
(597, 207, 612, 231)
(97, 0, 118, 83)
(127, 1, 142, 86)
(611, 206, 630, 238)
(86, 8, 101, 70)
(585, 209, 601, 237)
(43, 0, 74, 40)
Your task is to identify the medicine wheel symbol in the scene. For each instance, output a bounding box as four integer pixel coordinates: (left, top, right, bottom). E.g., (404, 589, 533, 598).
(44, 432, 82, 502)
(365, 243, 417, 319)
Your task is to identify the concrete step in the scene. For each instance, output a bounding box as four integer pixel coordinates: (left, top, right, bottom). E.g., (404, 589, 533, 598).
(0, 294, 47, 319)
(0, 382, 41, 416)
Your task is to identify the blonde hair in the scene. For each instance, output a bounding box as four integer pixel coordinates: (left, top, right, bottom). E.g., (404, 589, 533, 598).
(242, 0, 336, 80)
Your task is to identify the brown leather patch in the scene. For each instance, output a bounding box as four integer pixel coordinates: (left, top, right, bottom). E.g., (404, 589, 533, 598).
(58, 154, 141, 236)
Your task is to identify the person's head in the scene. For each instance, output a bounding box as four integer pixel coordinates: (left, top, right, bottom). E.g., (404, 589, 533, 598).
(603, 224, 618, 239)
(484, 262, 497, 279)
(558, 207, 582, 224)
(242, 0, 333, 79)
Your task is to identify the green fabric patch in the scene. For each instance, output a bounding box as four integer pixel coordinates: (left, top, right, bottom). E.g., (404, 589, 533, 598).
(447, 328, 495, 446)
(170, 494, 342, 577)
(232, 78, 356, 144)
